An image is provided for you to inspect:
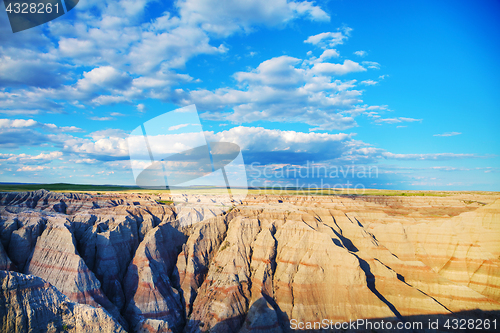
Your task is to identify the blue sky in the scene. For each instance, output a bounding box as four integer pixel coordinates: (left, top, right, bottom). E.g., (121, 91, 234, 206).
(0, 0, 499, 190)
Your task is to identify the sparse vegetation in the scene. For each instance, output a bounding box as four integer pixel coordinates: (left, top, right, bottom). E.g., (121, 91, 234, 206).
(219, 241, 230, 252)
(157, 200, 174, 205)
(463, 200, 487, 206)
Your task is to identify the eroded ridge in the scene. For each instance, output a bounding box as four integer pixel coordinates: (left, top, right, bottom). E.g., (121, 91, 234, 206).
(1, 190, 500, 332)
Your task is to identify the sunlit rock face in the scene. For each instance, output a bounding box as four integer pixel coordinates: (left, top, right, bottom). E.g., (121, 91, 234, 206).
(1, 190, 500, 332)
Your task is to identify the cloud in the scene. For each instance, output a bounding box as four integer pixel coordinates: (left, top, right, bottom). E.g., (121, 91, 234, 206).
(0, 51, 68, 88)
(178, 0, 329, 37)
(136, 104, 146, 112)
(306, 49, 340, 65)
(58, 38, 97, 58)
(70, 66, 132, 105)
(0, 118, 82, 132)
(382, 152, 479, 160)
(431, 166, 469, 171)
(433, 132, 462, 137)
(77, 66, 132, 92)
(362, 61, 380, 69)
(311, 60, 366, 75)
(70, 158, 100, 164)
(13, 125, 368, 165)
(0, 90, 65, 115)
(205, 126, 356, 164)
(1, 0, 330, 115)
(0, 119, 37, 128)
(0, 130, 54, 148)
(399, 117, 421, 122)
(88, 129, 129, 140)
(374, 117, 422, 124)
(183, 84, 361, 130)
(304, 30, 350, 49)
(91, 95, 131, 105)
(354, 50, 367, 57)
(17, 166, 48, 172)
(234, 56, 304, 87)
(0, 119, 489, 186)
(168, 123, 192, 130)
(360, 80, 378, 85)
(206, 126, 485, 166)
(127, 26, 227, 74)
(0, 124, 129, 163)
(172, 48, 392, 129)
(0, 151, 63, 165)
(89, 116, 115, 121)
(62, 135, 129, 160)
(317, 49, 340, 61)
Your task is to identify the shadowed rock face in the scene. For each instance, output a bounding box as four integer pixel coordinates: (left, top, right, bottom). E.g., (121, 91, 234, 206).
(1, 190, 500, 332)
(0, 270, 126, 333)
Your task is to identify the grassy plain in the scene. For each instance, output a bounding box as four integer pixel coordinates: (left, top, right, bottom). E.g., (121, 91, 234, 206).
(1, 183, 498, 198)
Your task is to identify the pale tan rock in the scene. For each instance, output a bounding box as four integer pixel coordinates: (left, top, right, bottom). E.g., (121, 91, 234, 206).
(123, 222, 187, 333)
(176, 213, 231, 316)
(23, 216, 127, 329)
(184, 215, 258, 333)
(0, 270, 125, 333)
(1, 190, 499, 333)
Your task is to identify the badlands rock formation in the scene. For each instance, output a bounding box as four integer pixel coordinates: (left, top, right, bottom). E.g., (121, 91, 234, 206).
(0, 270, 126, 332)
(0, 189, 499, 332)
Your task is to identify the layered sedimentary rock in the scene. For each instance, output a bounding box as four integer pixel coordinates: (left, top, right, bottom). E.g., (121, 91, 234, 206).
(0, 242, 15, 271)
(0, 270, 126, 332)
(23, 215, 128, 329)
(123, 221, 186, 332)
(0, 190, 499, 332)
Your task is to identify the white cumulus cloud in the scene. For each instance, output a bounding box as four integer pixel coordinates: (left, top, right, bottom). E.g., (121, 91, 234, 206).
(433, 132, 462, 137)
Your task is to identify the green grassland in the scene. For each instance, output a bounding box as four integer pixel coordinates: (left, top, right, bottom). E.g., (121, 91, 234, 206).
(157, 200, 174, 205)
(0, 183, 141, 193)
(0, 183, 498, 197)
